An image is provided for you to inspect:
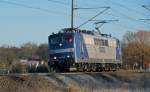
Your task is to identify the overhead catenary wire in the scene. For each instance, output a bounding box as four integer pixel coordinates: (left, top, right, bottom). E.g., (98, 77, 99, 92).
(140, 19, 150, 21)
(1, 0, 101, 29)
(93, 0, 149, 17)
(1, 0, 110, 28)
(48, 0, 70, 6)
(1, 0, 149, 31)
(140, 19, 150, 24)
(97, 12, 148, 32)
(106, 0, 149, 17)
(88, 0, 148, 28)
(93, 0, 150, 25)
(110, 7, 149, 28)
(90, 0, 149, 28)
(111, 8, 138, 22)
(77, 7, 110, 28)
(0, 0, 69, 16)
(138, 5, 150, 24)
(48, 0, 111, 29)
(142, 5, 150, 11)
(75, 7, 110, 10)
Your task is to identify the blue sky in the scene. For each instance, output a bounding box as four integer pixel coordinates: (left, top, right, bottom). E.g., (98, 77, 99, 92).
(0, 0, 150, 46)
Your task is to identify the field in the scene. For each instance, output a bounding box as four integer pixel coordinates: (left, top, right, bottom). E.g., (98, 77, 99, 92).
(0, 71, 150, 92)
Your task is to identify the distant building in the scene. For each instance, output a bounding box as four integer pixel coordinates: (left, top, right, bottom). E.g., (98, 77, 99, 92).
(0, 63, 9, 74)
(19, 56, 46, 67)
(0, 68, 9, 74)
(10, 55, 47, 73)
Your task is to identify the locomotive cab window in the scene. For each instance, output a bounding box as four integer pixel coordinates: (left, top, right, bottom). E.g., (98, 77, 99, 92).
(50, 34, 73, 45)
(50, 37, 60, 44)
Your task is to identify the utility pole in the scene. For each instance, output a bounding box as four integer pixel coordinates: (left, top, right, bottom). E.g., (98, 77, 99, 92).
(70, 0, 110, 30)
(71, 0, 74, 29)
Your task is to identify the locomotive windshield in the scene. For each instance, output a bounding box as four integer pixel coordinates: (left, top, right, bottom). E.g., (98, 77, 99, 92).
(50, 37, 60, 44)
(49, 33, 74, 50)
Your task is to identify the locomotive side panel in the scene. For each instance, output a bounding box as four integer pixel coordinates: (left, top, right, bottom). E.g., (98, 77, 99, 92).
(80, 34, 120, 63)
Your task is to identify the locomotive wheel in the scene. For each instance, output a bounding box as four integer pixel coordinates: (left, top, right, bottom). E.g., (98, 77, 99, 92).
(97, 64, 103, 72)
(83, 63, 87, 72)
(104, 65, 110, 72)
(116, 64, 121, 71)
(98, 67, 103, 72)
(87, 64, 91, 72)
(76, 63, 82, 72)
(91, 64, 97, 72)
(111, 64, 117, 72)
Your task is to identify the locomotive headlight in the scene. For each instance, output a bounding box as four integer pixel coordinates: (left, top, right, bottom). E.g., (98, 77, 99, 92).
(53, 57, 57, 59)
(59, 43, 63, 46)
(67, 55, 70, 58)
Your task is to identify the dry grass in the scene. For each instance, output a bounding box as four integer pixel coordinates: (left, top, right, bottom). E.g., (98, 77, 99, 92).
(0, 71, 150, 92)
(0, 76, 58, 92)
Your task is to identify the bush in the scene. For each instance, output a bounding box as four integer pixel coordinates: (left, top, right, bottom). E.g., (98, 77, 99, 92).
(27, 65, 37, 73)
(36, 65, 49, 73)
(10, 63, 50, 73)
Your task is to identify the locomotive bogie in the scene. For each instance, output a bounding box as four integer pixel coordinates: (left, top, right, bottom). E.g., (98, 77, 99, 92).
(74, 63, 121, 72)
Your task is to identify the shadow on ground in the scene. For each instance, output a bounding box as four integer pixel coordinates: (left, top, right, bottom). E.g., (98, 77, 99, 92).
(0, 71, 150, 92)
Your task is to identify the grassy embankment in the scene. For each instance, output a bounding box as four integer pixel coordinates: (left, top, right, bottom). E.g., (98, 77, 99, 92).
(0, 71, 150, 92)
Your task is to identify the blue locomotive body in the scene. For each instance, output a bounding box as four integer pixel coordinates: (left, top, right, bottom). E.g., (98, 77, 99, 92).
(48, 28, 122, 71)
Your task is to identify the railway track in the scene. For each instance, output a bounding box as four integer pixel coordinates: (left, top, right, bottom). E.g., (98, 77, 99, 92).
(0, 72, 110, 76)
(0, 70, 147, 76)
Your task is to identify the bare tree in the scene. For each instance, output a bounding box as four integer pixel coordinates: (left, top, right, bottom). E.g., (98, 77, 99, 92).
(122, 31, 150, 69)
(0, 46, 19, 67)
(36, 43, 48, 61)
(18, 42, 38, 59)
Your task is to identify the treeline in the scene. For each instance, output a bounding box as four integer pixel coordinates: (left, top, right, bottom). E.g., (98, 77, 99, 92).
(122, 30, 150, 69)
(0, 42, 48, 68)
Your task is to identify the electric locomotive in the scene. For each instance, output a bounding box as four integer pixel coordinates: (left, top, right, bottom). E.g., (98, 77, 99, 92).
(48, 28, 122, 72)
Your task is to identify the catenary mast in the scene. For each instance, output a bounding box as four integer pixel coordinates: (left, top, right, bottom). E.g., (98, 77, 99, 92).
(71, 0, 75, 29)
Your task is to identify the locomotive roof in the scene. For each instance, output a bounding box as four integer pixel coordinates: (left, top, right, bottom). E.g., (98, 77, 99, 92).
(50, 28, 116, 39)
